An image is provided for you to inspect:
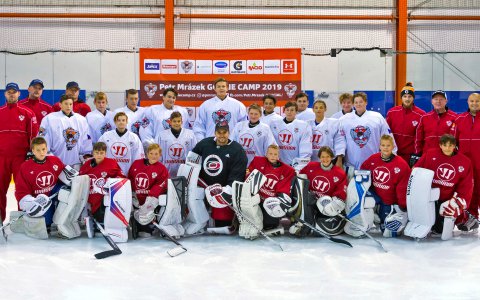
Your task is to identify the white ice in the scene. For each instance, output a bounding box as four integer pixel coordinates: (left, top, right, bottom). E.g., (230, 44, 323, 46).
(1, 184, 480, 300)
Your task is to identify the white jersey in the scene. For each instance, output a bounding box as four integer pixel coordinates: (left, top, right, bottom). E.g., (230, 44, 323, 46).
(113, 106, 146, 136)
(86, 109, 115, 144)
(307, 118, 346, 162)
(98, 129, 145, 175)
(39, 111, 92, 166)
(261, 111, 283, 126)
(139, 104, 189, 145)
(193, 95, 247, 141)
(270, 119, 312, 165)
(296, 108, 315, 122)
(156, 128, 197, 176)
(339, 111, 395, 169)
(331, 109, 353, 119)
(231, 121, 277, 165)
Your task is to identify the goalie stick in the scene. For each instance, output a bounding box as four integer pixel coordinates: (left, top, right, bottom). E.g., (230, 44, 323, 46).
(339, 215, 388, 252)
(91, 215, 122, 259)
(152, 222, 187, 257)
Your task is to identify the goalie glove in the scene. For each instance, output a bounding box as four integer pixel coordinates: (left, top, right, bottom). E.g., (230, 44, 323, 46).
(316, 196, 345, 217)
(263, 193, 292, 218)
(205, 184, 232, 208)
(409, 153, 421, 168)
(26, 194, 52, 217)
(383, 205, 408, 238)
(134, 196, 159, 225)
(439, 195, 467, 218)
(58, 165, 79, 186)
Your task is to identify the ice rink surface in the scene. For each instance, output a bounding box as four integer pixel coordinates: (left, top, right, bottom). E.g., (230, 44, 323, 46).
(2, 184, 480, 300)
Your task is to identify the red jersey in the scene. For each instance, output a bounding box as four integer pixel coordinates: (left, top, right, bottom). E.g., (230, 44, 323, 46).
(414, 109, 457, 155)
(128, 159, 169, 205)
(15, 156, 65, 201)
(19, 97, 53, 124)
(79, 157, 125, 213)
(360, 153, 410, 208)
(386, 105, 425, 163)
(416, 148, 473, 204)
(0, 103, 38, 156)
(247, 156, 296, 200)
(53, 100, 91, 117)
(299, 162, 347, 201)
(452, 112, 480, 168)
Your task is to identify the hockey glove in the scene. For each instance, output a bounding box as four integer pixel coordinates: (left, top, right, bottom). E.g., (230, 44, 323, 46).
(26, 194, 52, 217)
(383, 205, 408, 238)
(409, 153, 421, 168)
(134, 196, 159, 225)
(439, 195, 467, 219)
(263, 193, 292, 218)
(205, 184, 232, 208)
(316, 196, 345, 217)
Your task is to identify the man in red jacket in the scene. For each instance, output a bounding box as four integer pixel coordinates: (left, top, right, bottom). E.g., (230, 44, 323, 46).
(52, 81, 91, 117)
(19, 79, 52, 123)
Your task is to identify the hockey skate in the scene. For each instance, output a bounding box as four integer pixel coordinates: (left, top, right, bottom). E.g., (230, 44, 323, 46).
(457, 213, 479, 233)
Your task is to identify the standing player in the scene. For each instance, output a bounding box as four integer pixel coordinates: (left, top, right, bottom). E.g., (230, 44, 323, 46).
(0, 82, 38, 222)
(415, 134, 473, 235)
(156, 112, 197, 177)
(339, 92, 395, 170)
(19, 79, 52, 124)
(52, 82, 91, 117)
(98, 112, 144, 176)
(413, 90, 457, 166)
(269, 101, 312, 166)
(452, 92, 480, 231)
(86, 92, 115, 144)
(331, 93, 354, 119)
(260, 94, 282, 126)
(307, 100, 345, 167)
(39, 94, 92, 168)
(140, 88, 189, 146)
(295, 92, 315, 122)
(114, 89, 146, 136)
(193, 77, 247, 141)
(386, 82, 426, 166)
(231, 103, 276, 165)
(359, 135, 411, 237)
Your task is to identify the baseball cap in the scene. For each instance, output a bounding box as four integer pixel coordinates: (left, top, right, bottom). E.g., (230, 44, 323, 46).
(215, 121, 229, 132)
(432, 90, 447, 100)
(29, 79, 44, 88)
(66, 81, 80, 90)
(5, 82, 19, 92)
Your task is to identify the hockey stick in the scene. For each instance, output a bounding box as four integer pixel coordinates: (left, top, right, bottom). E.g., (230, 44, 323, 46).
(339, 215, 388, 252)
(289, 214, 353, 248)
(90, 216, 122, 259)
(152, 222, 187, 257)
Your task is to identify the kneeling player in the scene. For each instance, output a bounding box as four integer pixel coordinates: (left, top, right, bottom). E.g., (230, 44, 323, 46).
(80, 142, 131, 242)
(290, 146, 347, 237)
(359, 135, 410, 237)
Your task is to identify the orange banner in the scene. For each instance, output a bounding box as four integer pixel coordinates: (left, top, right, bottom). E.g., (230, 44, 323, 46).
(139, 48, 302, 108)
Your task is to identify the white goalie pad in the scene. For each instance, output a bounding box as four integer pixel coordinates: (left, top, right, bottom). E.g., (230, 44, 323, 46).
(344, 170, 375, 237)
(232, 180, 263, 239)
(185, 151, 201, 166)
(53, 175, 90, 239)
(404, 167, 440, 239)
(103, 178, 132, 243)
(156, 178, 186, 237)
(245, 169, 267, 196)
(9, 211, 48, 239)
(178, 163, 209, 235)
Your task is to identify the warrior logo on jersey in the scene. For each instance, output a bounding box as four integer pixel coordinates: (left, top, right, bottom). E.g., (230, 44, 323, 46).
(312, 130, 323, 145)
(373, 166, 390, 183)
(312, 176, 331, 193)
(350, 125, 371, 148)
(111, 142, 128, 158)
(278, 129, 293, 145)
(100, 122, 112, 135)
(63, 127, 80, 150)
(135, 173, 150, 189)
(162, 118, 172, 129)
(262, 174, 279, 193)
(437, 163, 456, 181)
(203, 154, 223, 176)
(144, 83, 157, 99)
(239, 133, 254, 149)
(168, 143, 185, 159)
(36, 171, 55, 188)
(212, 109, 232, 125)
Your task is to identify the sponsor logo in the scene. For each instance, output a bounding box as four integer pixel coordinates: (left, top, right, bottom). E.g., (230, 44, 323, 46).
(161, 59, 178, 74)
(284, 83, 297, 98)
(247, 60, 264, 74)
(373, 166, 390, 184)
(312, 130, 323, 145)
(230, 60, 246, 74)
(263, 60, 281, 74)
(312, 176, 331, 193)
(135, 173, 150, 189)
(144, 59, 161, 74)
(168, 143, 185, 159)
(196, 60, 212, 74)
(179, 60, 195, 74)
(437, 163, 456, 181)
(36, 171, 55, 188)
(144, 83, 157, 99)
(278, 129, 293, 145)
(213, 60, 229, 74)
(281, 59, 297, 74)
(239, 133, 255, 149)
(111, 142, 128, 158)
(263, 174, 280, 193)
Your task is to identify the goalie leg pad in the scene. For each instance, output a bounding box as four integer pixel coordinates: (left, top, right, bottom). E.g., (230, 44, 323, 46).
(289, 176, 316, 237)
(23, 215, 48, 240)
(245, 169, 267, 195)
(314, 214, 346, 236)
(53, 175, 89, 239)
(103, 178, 132, 243)
(344, 170, 374, 238)
(404, 167, 439, 239)
(156, 179, 185, 237)
(232, 181, 263, 239)
(10, 211, 25, 233)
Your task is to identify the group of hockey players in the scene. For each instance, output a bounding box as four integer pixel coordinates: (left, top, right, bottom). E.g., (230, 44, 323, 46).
(1, 77, 479, 246)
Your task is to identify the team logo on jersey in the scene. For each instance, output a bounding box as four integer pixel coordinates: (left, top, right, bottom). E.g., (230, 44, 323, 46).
(100, 122, 112, 135)
(312, 176, 331, 193)
(437, 163, 456, 181)
(212, 109, 232, 125)
(135, 173, 150, 189)
(36, 171, 55, 188)
(394, 167, 400, 174)
(239, 133, 254, 149)
(168, 143, 185, 159)
(152, 172, 157, 178)
(333, 176, 339, 183)
(263, 174, 279, 191)
(131, 121, 141, 134)
(284, 83, 297, 98)
(459, 166, 464, 173)
(144, 83, 157, 99)
(111, 142, 128, 158)
(446, 121, 452, 127)
(278, 129, 293, 145)
(412, 120, 418, 127)
(312, 130, 323, 145)
(294, 127, 299, 133)
(350, 125, 371, 148)
(373, 166, 390, 183)
(101, 172, 107, 178)
(162, 118, 172, 129)
(39, 127, 46, 137)
(19, 115, 25, 121)
(53, 165, 58, 171)
(41, 111, 48, 116)
(63, 127, 80, 150)
(203, 154, 223, 176)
